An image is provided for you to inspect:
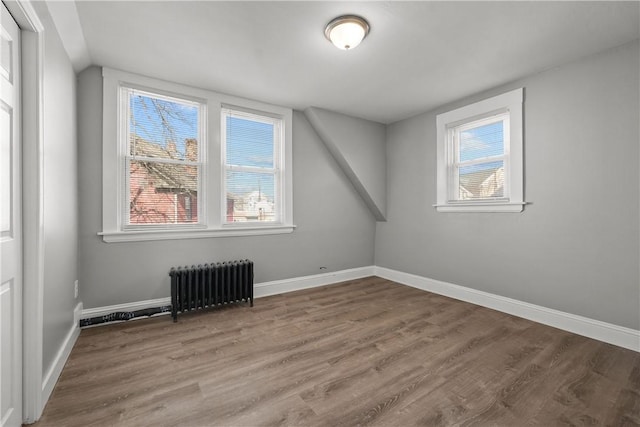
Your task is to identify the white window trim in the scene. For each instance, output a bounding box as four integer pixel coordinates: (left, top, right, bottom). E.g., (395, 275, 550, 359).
(435, 88, 525, 213)
(121, 86, 207, 231)
(221, 107, 284, 226)
(100, 68, 294, 242)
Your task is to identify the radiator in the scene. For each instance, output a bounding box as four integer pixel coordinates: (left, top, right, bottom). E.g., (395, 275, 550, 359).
(169, 260, 254, 322)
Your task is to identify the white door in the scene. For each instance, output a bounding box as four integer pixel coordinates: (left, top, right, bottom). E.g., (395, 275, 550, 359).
(0, 2, 22, 427)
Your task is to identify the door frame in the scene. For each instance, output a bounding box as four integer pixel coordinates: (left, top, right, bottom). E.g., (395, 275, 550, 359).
(3, 0, 44, 423)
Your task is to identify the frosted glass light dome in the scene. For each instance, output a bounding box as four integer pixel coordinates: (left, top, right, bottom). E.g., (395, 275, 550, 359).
(325, 15, 370, 50)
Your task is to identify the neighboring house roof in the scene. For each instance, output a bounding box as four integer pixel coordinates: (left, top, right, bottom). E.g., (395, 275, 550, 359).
(459, 166, 503, 198)
(131, 137, 198, 193)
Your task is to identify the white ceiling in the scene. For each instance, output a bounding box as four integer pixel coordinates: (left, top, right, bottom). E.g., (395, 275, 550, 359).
(59, 1, 639, 124)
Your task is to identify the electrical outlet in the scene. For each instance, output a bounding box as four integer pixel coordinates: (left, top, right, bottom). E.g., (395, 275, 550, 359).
(74, 280, 79, 299)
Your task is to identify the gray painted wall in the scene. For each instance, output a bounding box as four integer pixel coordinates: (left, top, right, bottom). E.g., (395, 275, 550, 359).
(304, 107, 387, 221)
(375, 41, 640, 330)
(77, 67, 376, 309)
(34, 2, 80, 375)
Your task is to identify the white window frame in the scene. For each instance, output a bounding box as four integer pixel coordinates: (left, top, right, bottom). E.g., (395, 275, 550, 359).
(221, 107, 284, 226)
(100, 68, 294, 242)
(122, 86, 206, 230)
(435, 88, 525, 213)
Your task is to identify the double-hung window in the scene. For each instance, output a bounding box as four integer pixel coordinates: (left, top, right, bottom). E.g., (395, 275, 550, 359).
(125, 88, 204, 228)
(101, 68, 293, 242)
(435, 88, 525, 212)
(222, 108, 283, 224)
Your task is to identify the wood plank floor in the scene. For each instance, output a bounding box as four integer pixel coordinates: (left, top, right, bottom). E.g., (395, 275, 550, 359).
(34, 277, 640, 426)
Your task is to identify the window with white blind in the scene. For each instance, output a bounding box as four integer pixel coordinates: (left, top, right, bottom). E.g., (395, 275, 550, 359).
(222, 108, 283, 224)
(125, 88, 204, 228)
(435, 88, 525, 213)
(100, 68, 294, 242)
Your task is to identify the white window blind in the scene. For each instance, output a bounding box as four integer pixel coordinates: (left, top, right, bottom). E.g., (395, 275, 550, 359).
(222, 108, 282, 224)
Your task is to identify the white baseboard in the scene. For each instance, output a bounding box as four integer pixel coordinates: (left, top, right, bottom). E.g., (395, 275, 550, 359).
(374, 266, 640, 352)
(81, 266, 376, 320)
(253, 266, 375, 298)
(41, 302, 82, 404)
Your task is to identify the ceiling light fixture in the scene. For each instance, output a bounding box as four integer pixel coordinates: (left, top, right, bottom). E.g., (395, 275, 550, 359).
(324, 15, 370, 50)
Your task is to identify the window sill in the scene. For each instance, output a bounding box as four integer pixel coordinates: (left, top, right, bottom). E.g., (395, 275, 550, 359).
(99, 225, 296, 243)
(433, 202, 528, 213)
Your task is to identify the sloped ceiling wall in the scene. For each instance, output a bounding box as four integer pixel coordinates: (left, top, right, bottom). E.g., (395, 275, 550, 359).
(304, 107, 387, 221)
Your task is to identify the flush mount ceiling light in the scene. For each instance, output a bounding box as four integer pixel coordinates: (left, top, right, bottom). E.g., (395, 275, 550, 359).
(324, 15, 370, 50)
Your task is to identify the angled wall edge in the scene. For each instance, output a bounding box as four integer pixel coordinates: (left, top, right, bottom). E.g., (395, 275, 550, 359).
(304, 107, 387, 221)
